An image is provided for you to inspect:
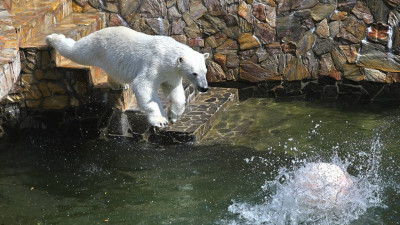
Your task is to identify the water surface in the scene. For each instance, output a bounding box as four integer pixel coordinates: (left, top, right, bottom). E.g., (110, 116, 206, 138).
(1, 98, 400, 224)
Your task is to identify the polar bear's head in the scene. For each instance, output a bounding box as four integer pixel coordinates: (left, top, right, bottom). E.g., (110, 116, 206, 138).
(178, 52, 209, 92)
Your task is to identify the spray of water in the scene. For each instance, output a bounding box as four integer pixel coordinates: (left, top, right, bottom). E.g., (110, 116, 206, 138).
(227, 139, 385, 225)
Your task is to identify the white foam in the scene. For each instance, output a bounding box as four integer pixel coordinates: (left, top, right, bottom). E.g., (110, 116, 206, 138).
(227, 139, 385, 225)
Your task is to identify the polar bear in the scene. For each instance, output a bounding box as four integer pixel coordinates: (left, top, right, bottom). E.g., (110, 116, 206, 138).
(46, 26, 209, 128)
(293, 163, 353, 207)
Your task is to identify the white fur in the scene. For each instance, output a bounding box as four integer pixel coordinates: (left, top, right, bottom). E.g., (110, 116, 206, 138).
(46, 26, 209, 128)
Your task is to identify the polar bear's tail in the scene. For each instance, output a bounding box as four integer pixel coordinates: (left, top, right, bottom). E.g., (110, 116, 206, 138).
(46, 34, 75, 58)
(46, 34, 91, 66)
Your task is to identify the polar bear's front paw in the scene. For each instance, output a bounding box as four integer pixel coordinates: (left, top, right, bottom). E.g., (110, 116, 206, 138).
(169, 102, 185, 124)
(148, 115, 169, 128)
(168, 111, 183, 124)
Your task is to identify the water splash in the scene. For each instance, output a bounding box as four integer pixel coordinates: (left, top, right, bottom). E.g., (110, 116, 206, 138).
(227, 139, 385, 225)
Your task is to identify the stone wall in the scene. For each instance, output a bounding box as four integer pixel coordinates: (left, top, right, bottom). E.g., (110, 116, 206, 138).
(73, 0, 400, 102)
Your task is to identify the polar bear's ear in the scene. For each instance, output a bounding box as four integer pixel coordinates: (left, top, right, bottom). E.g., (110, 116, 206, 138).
(178, 57, 184, 65)
(203, 53, 210, 59)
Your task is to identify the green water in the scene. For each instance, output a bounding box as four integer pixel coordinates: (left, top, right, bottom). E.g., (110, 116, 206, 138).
(1, 98, 400, 224)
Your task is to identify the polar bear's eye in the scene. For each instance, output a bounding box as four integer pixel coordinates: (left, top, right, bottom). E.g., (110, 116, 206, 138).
(192, 73, 198, 77)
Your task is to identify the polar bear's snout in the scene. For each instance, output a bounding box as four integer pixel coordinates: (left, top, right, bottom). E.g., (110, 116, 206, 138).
(184, 72, 208, 92)
(178, 53, 209, 93)
(198, 86, 208, 92)
(195, 76, 208, 92)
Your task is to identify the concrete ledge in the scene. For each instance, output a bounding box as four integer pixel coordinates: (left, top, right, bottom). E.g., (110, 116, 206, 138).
(149, 87, 238, 143)
(106, 87, 238, 143)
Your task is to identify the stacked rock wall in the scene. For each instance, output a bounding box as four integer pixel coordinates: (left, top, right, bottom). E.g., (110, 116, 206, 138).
(74, 0, 400, 102)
